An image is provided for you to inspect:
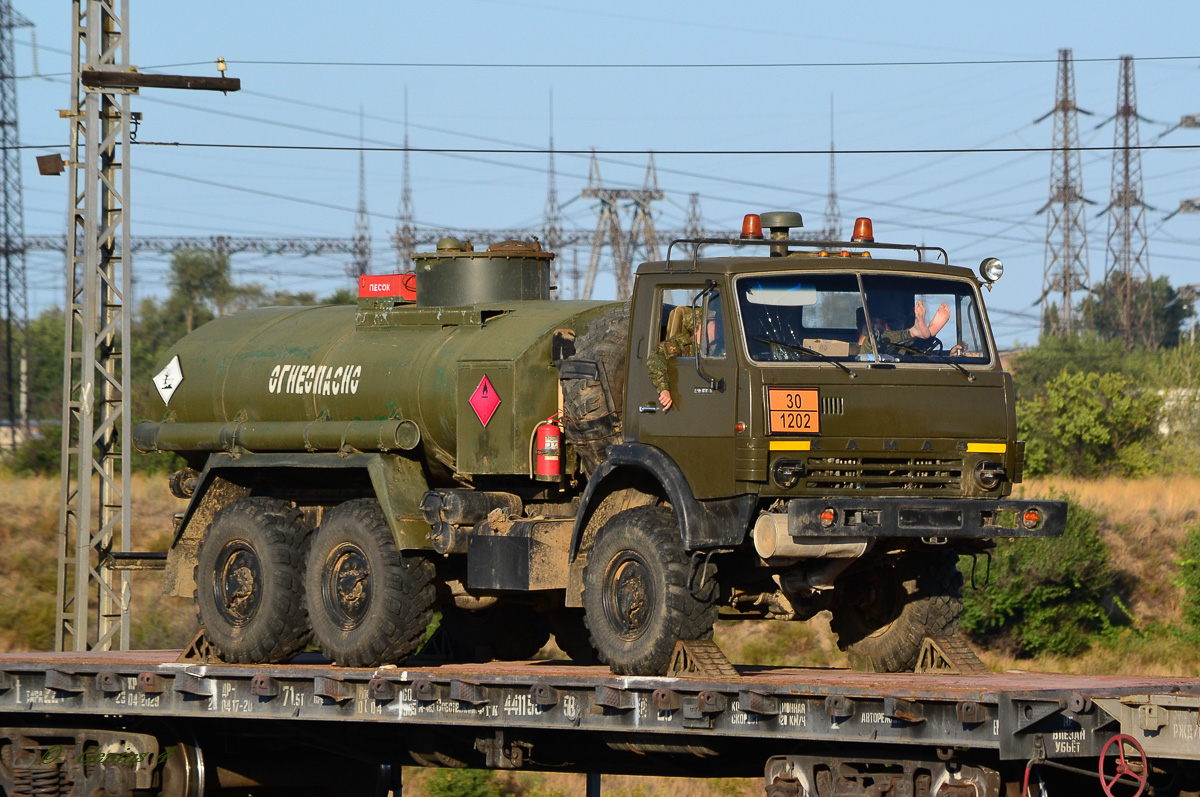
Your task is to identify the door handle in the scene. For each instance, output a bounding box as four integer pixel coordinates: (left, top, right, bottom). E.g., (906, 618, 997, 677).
(638, 404, 659, 413)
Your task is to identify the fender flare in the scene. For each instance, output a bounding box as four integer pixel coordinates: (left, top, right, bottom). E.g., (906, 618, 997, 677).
(569, 443, 756, 560)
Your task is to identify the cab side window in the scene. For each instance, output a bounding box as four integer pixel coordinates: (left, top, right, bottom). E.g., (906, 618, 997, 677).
(658, 287, 724, 358)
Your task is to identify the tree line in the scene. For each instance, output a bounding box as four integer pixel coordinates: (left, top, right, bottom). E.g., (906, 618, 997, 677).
(0, 249, 353, 470)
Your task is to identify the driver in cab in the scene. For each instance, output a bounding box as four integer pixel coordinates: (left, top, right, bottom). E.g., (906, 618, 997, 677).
(647, 307, 720, 411)
(858, 298, 953, 356)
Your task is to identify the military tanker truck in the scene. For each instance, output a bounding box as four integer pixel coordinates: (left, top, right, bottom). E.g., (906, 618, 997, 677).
(135, 212, 1066, 676)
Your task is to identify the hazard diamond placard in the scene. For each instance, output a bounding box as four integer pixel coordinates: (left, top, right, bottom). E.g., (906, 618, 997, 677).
(469, 374, 501, 427)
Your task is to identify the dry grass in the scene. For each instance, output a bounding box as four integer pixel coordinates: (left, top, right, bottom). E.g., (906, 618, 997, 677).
(1018, 476, 1200, 624)
(401, 768, 761, 797)
(0, 473, 195, 653)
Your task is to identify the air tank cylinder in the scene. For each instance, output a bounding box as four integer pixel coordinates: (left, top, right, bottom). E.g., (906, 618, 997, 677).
(752, 513, 870, 565)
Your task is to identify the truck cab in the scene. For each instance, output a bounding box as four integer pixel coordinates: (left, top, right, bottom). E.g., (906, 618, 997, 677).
(568, 213, 1065, 675)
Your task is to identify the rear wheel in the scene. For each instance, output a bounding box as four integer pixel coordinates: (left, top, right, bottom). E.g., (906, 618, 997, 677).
(194, 497, 312, 663)
(830, 550, 963, 673)
(305, 499, 435, 667)
(582, 506, 716, 675)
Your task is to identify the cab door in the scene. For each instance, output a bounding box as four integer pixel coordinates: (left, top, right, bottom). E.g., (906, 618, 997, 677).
(626, 279, 739, 499)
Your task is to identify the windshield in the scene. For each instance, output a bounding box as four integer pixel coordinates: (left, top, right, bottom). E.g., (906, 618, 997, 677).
(736, 272, 991, 364)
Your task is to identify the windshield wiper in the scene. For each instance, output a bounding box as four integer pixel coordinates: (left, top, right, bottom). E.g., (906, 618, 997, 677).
(753, 337, 857, 379)
(884, 341, 975, 382)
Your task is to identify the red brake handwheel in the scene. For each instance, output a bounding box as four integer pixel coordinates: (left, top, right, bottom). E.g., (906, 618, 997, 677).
(1099, 733, 1148, 797)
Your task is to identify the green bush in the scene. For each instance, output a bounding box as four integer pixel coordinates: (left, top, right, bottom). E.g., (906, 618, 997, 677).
(4, 424, 62, 476)
(959, 498, 1119, 657)
(424, 769, 504, 797)
(1177, 523, 1200, 631)
(1018, 370, 1160, 478)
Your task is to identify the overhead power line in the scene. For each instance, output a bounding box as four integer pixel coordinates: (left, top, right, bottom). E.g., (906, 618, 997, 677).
(130, 141, 1200, 155)
(225, 55, 1200, 69)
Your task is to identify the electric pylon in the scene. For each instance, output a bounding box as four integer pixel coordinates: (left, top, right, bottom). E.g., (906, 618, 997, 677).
(683, 192, 704, 258)
(581, 151, 665, 299)
(581, 151, 629, 299)
(1101, 55, 1154, 349)
(627, 152, 664, 265)
(0, 1, 30, 449)
(392, 89, 416, 272)
(1038, 48, 1093, 337)
(822, 98, 841, 240)
(348, 108, 371, 278)
(542, 94, 562, 295)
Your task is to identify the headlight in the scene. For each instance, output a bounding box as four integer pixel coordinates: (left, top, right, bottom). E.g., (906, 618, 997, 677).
(975, 461, 1006, 490)
(979, 257, 1004, 283)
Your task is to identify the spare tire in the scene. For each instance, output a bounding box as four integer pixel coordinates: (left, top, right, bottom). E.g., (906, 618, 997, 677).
(561, 302, 629, 475)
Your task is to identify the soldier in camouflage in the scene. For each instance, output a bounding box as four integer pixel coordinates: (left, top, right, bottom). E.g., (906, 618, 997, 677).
(858, 299, 950, 355)
(647, 308, 706, 411)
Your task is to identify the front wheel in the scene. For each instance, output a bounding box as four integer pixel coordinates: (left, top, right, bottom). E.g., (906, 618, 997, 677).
(582, 506, 716, 675)
(829, 549, 963, 673)
(305, 499, 435, 667)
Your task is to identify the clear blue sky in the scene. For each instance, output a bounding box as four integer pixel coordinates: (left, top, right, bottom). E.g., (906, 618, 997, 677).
(13, 1, 1200, 344)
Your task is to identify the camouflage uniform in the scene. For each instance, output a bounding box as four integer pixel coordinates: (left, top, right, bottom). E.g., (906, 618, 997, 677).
(858, 327, 910, 356)
(646, 310, 697, 393)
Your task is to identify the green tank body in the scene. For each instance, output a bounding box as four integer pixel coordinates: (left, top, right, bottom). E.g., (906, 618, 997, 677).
(140, 299, 613, 475)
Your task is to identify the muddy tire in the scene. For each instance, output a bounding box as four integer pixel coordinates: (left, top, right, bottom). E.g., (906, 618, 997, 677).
(194, 497, 313, 663)
(582, 506, 716, 675)
(561, 302, 629, 475)
(830, 550, 964, 673)
(305, 499, 435, 667)
(436, 603, 551, 662)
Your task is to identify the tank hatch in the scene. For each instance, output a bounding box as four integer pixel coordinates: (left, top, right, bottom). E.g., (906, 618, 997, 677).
(412, 237, 555, 307)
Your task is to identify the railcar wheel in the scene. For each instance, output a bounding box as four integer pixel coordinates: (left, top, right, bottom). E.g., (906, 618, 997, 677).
(437, 603, 551, 662)
(194, 497, 312, 663)
(582, 506, 716, 675)
(830, 549, 963, 673)
(305, 499, 435, 667)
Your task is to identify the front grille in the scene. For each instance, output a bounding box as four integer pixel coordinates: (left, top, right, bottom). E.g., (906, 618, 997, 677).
(820, 396, 844, 415)
(806, 455, 963, 494)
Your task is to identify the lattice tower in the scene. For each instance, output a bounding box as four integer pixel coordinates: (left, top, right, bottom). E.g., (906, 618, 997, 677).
(1103, 55, 1154, 349)
(392, 89, 416, 272)
(542, 95, 562, 295)
(581, 151, 629, 299)
(1039, 48, 1092, 337)
(581, 151, 665, 299)
(0, 1, 29, 448)
(348, 108, 371, 278)
(683, 192, 704, 259)
(627, 152, 664, 266)
(822, 101, 841, 240)
(58, 0, 132, 652)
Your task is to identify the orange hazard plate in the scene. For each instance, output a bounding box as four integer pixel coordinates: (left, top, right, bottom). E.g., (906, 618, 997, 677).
(767, 387, 820, 434)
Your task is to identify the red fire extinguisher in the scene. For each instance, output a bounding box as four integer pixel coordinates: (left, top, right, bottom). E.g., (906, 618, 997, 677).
(533, 414, 562, 482)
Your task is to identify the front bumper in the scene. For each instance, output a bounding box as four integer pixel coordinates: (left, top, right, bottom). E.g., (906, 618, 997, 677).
(786, 497, 1066, 539)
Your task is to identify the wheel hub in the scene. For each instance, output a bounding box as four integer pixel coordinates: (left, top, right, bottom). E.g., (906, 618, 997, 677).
(213, 541, 262, 627)
(324, 543, 372, 630)
(604, 552, 654, 640)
